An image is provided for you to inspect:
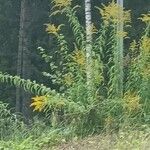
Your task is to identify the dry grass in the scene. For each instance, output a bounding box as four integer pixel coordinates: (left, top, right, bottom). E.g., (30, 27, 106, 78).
(51, 130, 150, 150)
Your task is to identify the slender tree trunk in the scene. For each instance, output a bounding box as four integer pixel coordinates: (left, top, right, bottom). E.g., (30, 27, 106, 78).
(16, 0, 25, 113)
(85, 0, 93, 100)
(116, 0, 124, 98)
(16, 0, 32, 122)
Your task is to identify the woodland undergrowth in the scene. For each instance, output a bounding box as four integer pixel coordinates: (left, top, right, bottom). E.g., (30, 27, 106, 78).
(0, 1, 149, 149)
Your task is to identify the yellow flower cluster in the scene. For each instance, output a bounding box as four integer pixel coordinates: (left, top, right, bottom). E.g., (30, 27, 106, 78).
(117, 31, 128, 38)
(52, 0, 72, 8)
(72, 50, 86, 68)
(123, 92, 141, 113)
(141, 37, 150, 54)
(140, 13, 150, 24)
(99, 1, 131, 25)
(45, 24, 61, 35)
(30, 96, 47, 112)
(63, 73, 74, 86)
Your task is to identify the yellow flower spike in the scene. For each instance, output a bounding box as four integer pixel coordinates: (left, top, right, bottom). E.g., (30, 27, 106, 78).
(52, 0, 72, 8)
(45, 24, 62, 35)
(30, 96, 48, 112)
(72, 50, 86, 68)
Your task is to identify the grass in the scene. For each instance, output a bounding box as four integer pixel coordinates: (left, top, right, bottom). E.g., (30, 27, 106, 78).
(1, 127, 149, 150)
(0, 100, 150, 150)
(52, 128, 150, 150)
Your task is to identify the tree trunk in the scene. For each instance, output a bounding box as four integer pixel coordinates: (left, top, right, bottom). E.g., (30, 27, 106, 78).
(85, 0, 93, 100)
(16, 0, 32, 122)
(16, 0, 24, 113)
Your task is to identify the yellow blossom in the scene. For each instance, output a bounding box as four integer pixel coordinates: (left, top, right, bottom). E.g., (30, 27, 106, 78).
(99, 1, 131, 25)
(52, 0, 72, 8)
(45, 24, 62, 35)
(117, 31, 128, 38)
(30, 96, 47, 112)
(72, 50, 86, 67)
(123, 91, 141, 113)
(63, 73, 74, 86)
(140, 37, 150, 54)
(139, 13, 150, 24)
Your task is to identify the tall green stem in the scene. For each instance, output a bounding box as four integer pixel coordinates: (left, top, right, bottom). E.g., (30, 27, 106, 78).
(116, 0, 124, 98)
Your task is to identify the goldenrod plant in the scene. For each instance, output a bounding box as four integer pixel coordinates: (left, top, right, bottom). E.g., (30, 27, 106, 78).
(0, 1, 149, 136)
(95, 1, 130, 100)
(125, 12, 150, 124)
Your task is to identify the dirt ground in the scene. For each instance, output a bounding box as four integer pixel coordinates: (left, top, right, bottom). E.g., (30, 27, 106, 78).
(51, 135, 113, 150)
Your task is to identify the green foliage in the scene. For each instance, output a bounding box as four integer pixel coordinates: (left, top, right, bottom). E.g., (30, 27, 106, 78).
(0, 101, 24, 141)
(0, 1, 149, 141)
(0, 102, 79, 150)
(35, 1, 149, 133)
(0, 101, 13, 139)
(0, 72, 56, 96)
(126, 14, 150, 124)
